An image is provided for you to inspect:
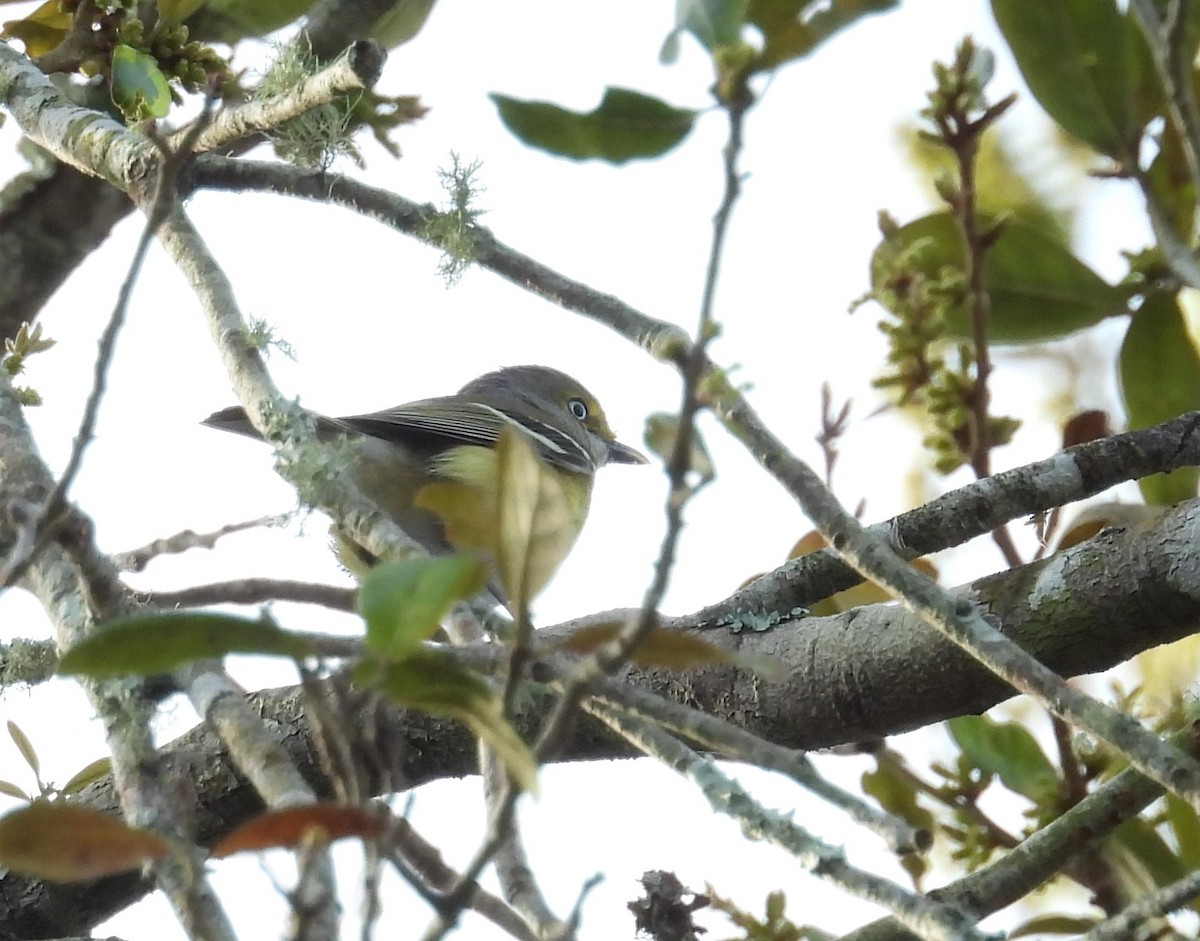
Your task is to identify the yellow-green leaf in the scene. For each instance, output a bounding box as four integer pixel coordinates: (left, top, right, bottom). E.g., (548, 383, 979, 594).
(495, 427, 575, 610)
(0, 780, 29, 802)
(6, 721, 38, 778)
(0, 0, 71, 57)
(60, 758, 112, 797)
(0, 802, 168, 882)
(1119, 294, 1200, 505)
(643, 413, 715, 486)
(357, 555, 485, 658)
(58, 612, 314, 677)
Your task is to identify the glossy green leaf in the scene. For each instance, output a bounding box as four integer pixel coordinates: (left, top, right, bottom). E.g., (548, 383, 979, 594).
(57, 612, 314, 677)
(948, 715, 1060, 802)
(747, 0, 897, 69)
(660, 0, 745, 62)
(491, 88, 696, 164)
(110, 44, 172, 122)
(357, 555, 484, 659)
(991, 0, 1146, 157)
(870, 212, 1125, 343)
(1119, 294, 1200, 505)
(360, 648, 537, 793)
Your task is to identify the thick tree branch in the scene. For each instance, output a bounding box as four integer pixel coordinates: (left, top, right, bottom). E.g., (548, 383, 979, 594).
(5, 497, 1200, 934)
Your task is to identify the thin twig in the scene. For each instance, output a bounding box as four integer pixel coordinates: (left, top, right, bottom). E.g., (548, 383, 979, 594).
(587, 678, 926, 854)
(1083, 866, 1200, 941)
(113, 514, 292, 571)
(585, 699, 987, 941)
(0, 108, 214, 591)
(142, 577, 355, 611)
(533, 93, 753, 762)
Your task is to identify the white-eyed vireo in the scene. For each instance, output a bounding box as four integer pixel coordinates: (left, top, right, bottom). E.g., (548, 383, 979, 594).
(204, 365, 647, 592)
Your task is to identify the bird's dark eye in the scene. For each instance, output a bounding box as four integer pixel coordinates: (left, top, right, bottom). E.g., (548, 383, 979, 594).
(568, 398, 588, 421)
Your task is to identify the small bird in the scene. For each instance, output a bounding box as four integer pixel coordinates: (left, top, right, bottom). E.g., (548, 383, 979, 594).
(204, 365, 647, 594)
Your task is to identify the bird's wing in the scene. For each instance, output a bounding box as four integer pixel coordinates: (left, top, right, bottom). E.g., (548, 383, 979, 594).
(339, 399, 510, 449)
(341, 398, 593, 472)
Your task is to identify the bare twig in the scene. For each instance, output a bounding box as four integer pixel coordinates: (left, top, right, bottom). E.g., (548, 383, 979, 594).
(585, 700, 986, 941)
(0, 108, 214, 591)
(113, 514, 292, 571)
(142, 577, 355, 611)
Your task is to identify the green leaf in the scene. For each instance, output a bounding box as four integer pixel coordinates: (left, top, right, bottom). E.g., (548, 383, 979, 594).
(660, 0, 746, 62)
(0, 0, 71, 57)
(185, 0, 319, 43)
(991, 0, 1146, 157)
(57, 612, 314, 677)
(746, 0, 897, 69)
(357, 555, 484, 659)
(1165, 792, 1200, 872)
(861, 762, 935, 835)
(110, 44, 172, 122)
(6, 722, 38, 779)
(947, 715, 1060, 802)
(156, 0, 207, 24)
(490, 88, 696, 164)
(870, 212, 1125, 343)
(60, 758, 112, 797)
(1119, 294, 1200, 505)
(360, 648, 537, 793)
(0, 780, 30, 802)
(1108, 816, 1194, 905)
(369, 0, 437, 49)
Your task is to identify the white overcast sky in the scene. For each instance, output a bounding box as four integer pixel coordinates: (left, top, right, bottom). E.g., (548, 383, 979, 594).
(0, 1, 1153, 938)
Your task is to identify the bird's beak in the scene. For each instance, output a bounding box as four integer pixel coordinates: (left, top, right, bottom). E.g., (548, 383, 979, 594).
(606, 439, 650, 465)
